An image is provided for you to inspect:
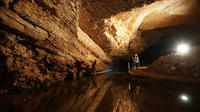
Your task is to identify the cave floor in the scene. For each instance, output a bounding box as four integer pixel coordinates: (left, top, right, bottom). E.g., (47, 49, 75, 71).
(0, 70, 200, 112)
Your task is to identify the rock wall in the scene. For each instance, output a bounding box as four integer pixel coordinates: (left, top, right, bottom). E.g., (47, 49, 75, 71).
(79, 0, 200, 55)
(0, 0, 110, 88)
(150, 46, 200, 77)
(79, 0, 155, 55)
(1, 0, 200, 88)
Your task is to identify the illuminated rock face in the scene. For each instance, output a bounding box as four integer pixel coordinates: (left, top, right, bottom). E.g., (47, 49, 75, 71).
(0, 0, 200, 88)
(79, 0, 155, 55)
(79, 0, 200, 55)
(0, 0, 110, 88)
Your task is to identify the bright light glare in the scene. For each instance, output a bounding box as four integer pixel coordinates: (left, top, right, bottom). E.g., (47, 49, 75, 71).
(177, 43, 190, 54)
(180, 95, 189, 102)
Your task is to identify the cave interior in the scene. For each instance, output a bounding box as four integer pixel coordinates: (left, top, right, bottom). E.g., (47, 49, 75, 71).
(0, 0, 200, 88)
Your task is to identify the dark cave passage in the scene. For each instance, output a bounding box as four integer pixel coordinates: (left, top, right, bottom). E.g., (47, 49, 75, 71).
(108, 24, 200, 69)
(141, 25, 200, 65)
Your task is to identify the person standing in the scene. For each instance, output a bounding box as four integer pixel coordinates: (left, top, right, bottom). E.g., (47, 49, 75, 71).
(134, 54, 140, 69)
(128, 60, 131, 70)
(131, 54, 135, 70)
(128, 54, 134, 70)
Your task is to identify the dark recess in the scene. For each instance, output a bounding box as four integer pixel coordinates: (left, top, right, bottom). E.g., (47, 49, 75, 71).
(141, 25, 200, 65)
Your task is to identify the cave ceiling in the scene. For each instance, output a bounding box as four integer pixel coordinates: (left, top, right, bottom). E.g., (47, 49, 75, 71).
(0, 0, 200, 88)
(79, 0, 200, 55)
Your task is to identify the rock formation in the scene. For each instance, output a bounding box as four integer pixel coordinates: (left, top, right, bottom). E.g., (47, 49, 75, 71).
(0, 0, 110, 88)
(150, 46, 200, 77)
(0, 0, 200, 88)
(80, 0, 200, 55)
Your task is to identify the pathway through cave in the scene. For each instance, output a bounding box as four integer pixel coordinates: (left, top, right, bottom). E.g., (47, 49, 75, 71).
(1, 69, 200, 112)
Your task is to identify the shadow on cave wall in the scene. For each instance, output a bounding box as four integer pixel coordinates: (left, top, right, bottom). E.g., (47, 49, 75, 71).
(65, 59, 97, 80)
(141, 25, 200, 65)
(110, 55, 133, 71)
(110, 56, 128, 70)
(0, 54, 98, 89)
(110, 53, 144, 71)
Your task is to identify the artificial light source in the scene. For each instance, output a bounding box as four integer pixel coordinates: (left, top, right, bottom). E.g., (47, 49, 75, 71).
(180, 94, 189, 102)
(176, 43, 190, 55)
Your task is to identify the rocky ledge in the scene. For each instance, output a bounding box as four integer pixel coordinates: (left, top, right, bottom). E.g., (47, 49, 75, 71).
(150, 46, 200, 78)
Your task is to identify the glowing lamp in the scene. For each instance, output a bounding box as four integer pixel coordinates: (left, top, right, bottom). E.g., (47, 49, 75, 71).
(180, 95, 188, 101)
(176, 43, 190, 55)
(179, 94, 190, 103)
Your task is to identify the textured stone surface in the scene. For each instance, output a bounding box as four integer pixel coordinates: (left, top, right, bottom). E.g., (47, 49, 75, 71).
(79, 0, 155, 55)
(79, 0, 200, 55)
(150, 46, 200, 77)
(0, 0, 110, 88)
(1, 0, 200, 88)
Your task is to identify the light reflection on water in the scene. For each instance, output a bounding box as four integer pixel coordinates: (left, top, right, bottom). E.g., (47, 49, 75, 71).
(0, 70, 200, 112)
(128, 77, 200, 112)
(103, 69, 125, 76)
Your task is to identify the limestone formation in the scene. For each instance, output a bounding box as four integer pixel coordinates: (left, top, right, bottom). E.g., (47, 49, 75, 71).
(0, 0, 110, 88)
(79, 0, 200, 55)
(0, 0, 200, 88)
